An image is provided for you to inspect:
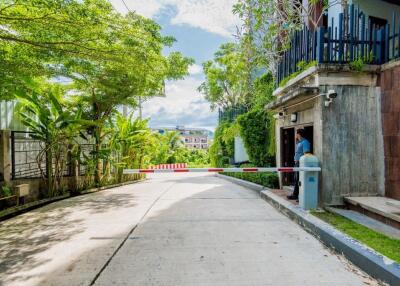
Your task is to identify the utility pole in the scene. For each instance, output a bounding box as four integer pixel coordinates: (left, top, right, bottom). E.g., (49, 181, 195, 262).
(139, 96, 142, 120)
(122, 105, 128, 117)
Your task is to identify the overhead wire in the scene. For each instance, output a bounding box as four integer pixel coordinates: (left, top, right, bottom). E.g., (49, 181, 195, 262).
(120, 0, 131, 13)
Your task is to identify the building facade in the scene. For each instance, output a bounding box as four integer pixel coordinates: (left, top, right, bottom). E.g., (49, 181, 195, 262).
(270, 0, 400, 207)
(154, 126, 210, 150)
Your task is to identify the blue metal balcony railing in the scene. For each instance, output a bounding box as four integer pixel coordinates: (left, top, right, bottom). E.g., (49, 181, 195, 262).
(276, 4, 400, 86)
(218, 106, 247, 123)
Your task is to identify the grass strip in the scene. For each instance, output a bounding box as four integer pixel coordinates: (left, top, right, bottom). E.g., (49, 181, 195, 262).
(312, 211, 400, 263)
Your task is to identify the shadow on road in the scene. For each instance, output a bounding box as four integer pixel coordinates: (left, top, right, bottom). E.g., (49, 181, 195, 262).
(0, 189, 138, 285)
(0, 174, 375, 286)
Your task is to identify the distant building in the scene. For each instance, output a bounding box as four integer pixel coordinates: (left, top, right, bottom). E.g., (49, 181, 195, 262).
(153, 126, 210, 150)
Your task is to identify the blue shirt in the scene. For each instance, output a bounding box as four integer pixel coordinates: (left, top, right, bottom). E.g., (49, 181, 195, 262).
(294, 138, 311, 162)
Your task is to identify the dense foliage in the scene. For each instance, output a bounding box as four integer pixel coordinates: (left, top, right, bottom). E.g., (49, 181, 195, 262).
(209, 122, 235, 167)
(198, 43, 252, 110)
(0, 0, 199, 197)
(222, 172, 279, 189)
(199, 1, 285, 191)
(236, 109, 275, 167)
(152, 131, 210, 167)
(233, 0, 339, 67)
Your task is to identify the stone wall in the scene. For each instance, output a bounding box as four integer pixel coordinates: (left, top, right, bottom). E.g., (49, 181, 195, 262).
(321, 85, 385, 205)
(380, 62, 400, 199)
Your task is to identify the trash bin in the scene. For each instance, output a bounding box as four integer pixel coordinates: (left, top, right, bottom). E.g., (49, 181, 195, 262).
(299, 154, 319, 210)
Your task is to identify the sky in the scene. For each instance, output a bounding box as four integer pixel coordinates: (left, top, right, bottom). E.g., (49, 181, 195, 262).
(108, 0, 241, 131)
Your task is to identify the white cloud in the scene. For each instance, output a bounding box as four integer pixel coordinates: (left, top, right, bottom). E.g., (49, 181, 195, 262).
(109, 0, 162, 18)
(140, 76, 217, 130)
(188, 64, 203, 75)
(109, 0, 241, 37)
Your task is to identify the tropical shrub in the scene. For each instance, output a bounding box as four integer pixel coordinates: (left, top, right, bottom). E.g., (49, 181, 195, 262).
(108, 113, 155, 183)
(222, 172, 279, 189)
(17, 86, 86, 196)
(209, 122, 235, 167)
(236, 109, 275, 167)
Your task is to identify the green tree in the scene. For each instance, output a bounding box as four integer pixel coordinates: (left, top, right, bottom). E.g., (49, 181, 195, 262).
(152, 131, 183, 164)
(233, 0, 341, 67)
(199, 43, 252, 110)
(63, 12, 192, 184)
(0, 0, 124, 100)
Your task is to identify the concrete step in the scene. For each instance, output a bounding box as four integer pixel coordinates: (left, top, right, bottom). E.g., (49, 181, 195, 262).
(387, 200, 400, 210)
(344, 196, 400, 228)
(327, 207, 400, 239)
(283, 185, 294, 193)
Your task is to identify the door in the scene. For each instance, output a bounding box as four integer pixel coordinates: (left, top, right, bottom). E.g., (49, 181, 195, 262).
(303, 126, 314, 154)
(281, 128, 295, 186)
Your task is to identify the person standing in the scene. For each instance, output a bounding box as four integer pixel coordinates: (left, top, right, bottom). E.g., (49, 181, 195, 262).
(287, 128, 311, 200)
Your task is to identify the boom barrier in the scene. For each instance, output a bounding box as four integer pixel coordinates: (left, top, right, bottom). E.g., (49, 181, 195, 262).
(123, 167, 321, 174)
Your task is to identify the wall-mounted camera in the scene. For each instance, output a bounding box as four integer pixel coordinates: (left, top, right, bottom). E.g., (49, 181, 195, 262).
(323, 90, 338, 107)
(326, 90, 338, 99)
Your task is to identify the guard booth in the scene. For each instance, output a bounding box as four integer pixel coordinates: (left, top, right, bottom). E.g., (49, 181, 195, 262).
(267, 66, 385, 206)
(280, 126, 314, 187)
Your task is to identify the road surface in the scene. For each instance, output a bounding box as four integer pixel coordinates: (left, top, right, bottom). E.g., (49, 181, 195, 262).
(0, 173, 377, 286)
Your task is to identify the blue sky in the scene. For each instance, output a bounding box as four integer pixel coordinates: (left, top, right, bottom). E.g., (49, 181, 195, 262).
(109, 0, 240, 131)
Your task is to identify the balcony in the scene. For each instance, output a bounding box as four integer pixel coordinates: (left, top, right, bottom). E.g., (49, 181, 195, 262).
(276, 4, 400, 87)
(218, 106, 247, 123)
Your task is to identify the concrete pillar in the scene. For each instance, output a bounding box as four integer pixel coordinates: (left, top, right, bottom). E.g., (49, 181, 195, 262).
(0, 130, 11, 184)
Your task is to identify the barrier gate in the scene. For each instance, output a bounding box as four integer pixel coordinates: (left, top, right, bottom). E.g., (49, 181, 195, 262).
(123, 155, 321, 210)
(123, 167, 321, 174)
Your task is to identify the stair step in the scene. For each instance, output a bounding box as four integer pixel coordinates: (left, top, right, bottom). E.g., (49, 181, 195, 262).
(327, 207, 400, 239)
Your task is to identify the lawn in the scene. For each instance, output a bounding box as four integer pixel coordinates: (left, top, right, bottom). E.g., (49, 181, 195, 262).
(312, 211, 400, 263)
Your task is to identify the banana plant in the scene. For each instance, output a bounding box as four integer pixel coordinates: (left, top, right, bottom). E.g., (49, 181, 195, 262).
(108, 112, 155, 182)
(17, 87, 89, 196)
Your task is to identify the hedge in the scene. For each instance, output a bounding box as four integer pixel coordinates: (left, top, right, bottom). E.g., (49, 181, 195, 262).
(222, 172, 279, 189)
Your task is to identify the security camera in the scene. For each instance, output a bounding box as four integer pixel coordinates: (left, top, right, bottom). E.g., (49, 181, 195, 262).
(326, 90, 338, 99)
(278, 110, 287, 117)
(322, 90, 337, 107)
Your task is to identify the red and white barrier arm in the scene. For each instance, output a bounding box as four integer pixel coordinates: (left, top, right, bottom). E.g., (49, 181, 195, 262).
(123, 167, 321, 174)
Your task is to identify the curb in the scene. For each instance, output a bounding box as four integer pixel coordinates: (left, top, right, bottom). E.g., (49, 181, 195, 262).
(217, 173, 400, 285)
(0, 179, 146, 221)
(215, 174, 264, 192)
(0, 194, 70, 221)
(75, 179, 146, 196)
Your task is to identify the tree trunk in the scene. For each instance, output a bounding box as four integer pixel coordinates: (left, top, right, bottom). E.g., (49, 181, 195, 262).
(46, 143, 54, 197)
(94, 126, 102, 186)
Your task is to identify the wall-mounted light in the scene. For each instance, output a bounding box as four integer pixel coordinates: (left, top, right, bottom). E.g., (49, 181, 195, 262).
(290, 112, 298, 123)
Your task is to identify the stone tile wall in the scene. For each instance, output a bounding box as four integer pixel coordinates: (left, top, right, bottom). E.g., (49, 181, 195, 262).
(380, 66, 400, 199)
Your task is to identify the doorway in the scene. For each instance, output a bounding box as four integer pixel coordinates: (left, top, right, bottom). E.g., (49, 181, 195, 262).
(281, 128, 295, 186)
(280, 125, 314, 186)
(303, 125, 314, 154)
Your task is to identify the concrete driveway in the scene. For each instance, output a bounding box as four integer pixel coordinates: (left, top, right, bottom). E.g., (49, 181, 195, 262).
(0, 173, 377, 286)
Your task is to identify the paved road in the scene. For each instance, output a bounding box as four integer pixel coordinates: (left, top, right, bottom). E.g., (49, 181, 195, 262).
(0, 174, 377, 286)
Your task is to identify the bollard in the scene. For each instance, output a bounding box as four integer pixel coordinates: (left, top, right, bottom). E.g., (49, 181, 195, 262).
(299, 154, 319, 210)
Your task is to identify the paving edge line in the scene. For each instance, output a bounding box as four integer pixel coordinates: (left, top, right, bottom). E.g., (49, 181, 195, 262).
(0, 179, 146, 221)
(216, 173, 400, 285)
